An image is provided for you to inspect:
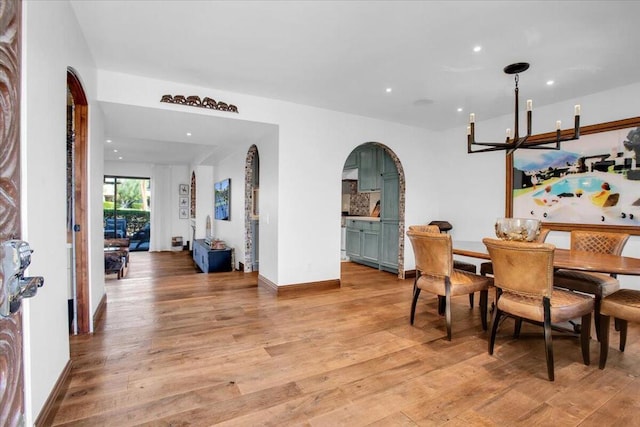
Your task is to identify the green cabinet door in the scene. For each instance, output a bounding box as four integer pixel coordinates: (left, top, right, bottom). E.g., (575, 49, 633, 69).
(361, 230, 380, 262)
(357, 146, 381, 192)
(379, 152, 399, 272)
(346, 227, 362, 258)
(379, 221, 399, 272)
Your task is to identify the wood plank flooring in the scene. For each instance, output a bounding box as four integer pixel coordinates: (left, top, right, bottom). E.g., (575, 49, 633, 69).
(46, 250, 640, 426)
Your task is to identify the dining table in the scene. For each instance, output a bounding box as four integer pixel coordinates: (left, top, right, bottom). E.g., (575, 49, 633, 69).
(453, 240, 640, 276)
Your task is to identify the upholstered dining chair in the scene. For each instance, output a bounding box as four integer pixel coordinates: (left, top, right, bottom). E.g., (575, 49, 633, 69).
(483, 238, 594, 381)
(409, 224, 479, 310)
(553, 230, 629, 341)
(599, 289, 640, 369)
(407, 227, 490, 341)
(479, 228, 550, 277)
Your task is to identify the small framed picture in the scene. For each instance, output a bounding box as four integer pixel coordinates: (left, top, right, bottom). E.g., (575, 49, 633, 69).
(179, 184, 189, 195)
(179, 197, 188, 208)
(179, 207, 189, 219)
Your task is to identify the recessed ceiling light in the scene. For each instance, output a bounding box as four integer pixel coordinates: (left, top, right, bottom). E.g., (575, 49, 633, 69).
(546, 80, 555, 86)
(473, 46, 482, 53)
(113, 149, 118, 153)
(457, 107, 463, 112)
(385, 88, 392, 93)
(106, 139, 112, 143)
(186, 132, 192, 136)
(118, 156, 123, 160)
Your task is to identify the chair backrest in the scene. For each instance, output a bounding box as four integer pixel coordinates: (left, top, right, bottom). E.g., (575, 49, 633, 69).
(407, 228, 452, 277)
(408, 224, 441, 234)
(570, 230, 629, 255)
(483, 238, 555, 298)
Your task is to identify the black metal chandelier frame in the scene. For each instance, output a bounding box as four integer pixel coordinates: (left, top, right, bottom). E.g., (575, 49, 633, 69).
(467, 62, 581, 155)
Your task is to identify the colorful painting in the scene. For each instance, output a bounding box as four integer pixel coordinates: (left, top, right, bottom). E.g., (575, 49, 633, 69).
(508, 117, 640, 234)
(214, 178, 231, 221)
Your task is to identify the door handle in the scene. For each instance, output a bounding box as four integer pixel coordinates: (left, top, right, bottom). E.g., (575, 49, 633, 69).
(0, 240, 45, 317)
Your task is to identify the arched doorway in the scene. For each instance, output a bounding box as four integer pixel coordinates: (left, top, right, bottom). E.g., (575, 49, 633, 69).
(341, 142, 406, 278)
(67, 68, 90, 333)
(244, 145, 259, 272)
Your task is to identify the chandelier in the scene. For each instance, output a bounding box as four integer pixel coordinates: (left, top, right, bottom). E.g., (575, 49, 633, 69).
(467, 62, 581, 155)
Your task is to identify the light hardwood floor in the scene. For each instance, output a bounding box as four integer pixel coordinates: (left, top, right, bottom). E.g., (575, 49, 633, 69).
(47, 250, 640, 426)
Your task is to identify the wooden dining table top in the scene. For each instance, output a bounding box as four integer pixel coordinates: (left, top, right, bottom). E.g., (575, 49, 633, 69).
(453, 240, 640, 276)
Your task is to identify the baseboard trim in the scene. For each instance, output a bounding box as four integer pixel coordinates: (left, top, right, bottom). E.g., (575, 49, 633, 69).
(93, 293, 107, 324)
(35, 359, 72, 427)
(258, 275, 341, 295)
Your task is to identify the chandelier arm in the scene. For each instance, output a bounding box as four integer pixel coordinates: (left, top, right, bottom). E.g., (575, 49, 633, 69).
(468, 144, 520, 154)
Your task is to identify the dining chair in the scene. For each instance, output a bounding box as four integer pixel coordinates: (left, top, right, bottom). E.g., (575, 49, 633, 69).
(483, 238, 594, 381)
(599, 289, 640, 369)
(479, 228, 550, 276)
(409, 224, 479, 310)
(407, 228, 489, 341)
(553, 230, 629, 341)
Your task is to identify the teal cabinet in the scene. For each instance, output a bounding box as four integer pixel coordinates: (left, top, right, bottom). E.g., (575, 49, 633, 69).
(346, 227, 362, 258)
(357, 146, 381, 192)
(379, 153, 399, 272)
(346, 219, 380, 267)
(361, 230, 380, 262)
(344, 146, 399, 274)
(344, 150, 358, 170)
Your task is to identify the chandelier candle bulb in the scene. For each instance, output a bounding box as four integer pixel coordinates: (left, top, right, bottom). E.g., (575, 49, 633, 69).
(467, 126, 471, 135)
(469, 113, 475, 123)
(526, 99, 532, 111)
(556, 120, 562, 130)
(506, 128, 512, 138)
(575, 104, 581, 116)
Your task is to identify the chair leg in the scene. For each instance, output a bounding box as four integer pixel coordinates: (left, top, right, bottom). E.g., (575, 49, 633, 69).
(594, 296, 602, 342)
(469, 293, 474, 309)
(514, 318, 523, 338)
(410, 286, 421, 325)
(615, 317, 622, 332)
(581, 312, 591, 366)
(479, 289, 488, 331)
(445, 279, 452, 341)
(437, 296, 445, 316)
(619, 319, 628, 352)
(543, 298, 554, 381)
(489, 308, 501, 355)
(599, 314, 611, 369)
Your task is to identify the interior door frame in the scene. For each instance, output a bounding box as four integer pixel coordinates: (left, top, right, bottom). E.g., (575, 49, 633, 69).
(67, 68, 90, 334)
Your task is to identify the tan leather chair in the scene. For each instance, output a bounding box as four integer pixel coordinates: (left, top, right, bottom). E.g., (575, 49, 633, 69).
(483, 238, 594, 381)
(480, 228, 550, 276)
(553, 230, 629, 340)
(599, 289, 640, 369)
(407, 227, 490, 340)
(409, 225, 479, 309)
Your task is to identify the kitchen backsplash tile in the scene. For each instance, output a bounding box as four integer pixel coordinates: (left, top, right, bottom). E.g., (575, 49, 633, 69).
(344, 180, 380, 216)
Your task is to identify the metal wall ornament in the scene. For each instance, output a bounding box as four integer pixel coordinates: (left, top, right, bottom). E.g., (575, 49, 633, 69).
(160, 94, 238, 113)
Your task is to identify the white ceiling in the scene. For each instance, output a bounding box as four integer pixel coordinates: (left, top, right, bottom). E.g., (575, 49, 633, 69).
(68, 1, 640, 165)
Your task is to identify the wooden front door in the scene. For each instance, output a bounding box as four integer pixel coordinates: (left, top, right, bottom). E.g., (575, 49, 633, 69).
(0, 0, 26, 424)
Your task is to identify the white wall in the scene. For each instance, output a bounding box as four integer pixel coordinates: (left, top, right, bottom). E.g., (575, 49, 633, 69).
(22, 0, 103, 423)
(192, 165, 214, 241)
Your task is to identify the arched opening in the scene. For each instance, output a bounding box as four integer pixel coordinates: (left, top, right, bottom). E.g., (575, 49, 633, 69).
(67, 68, 90, 333)
(341, 142, 406, 278)
(244, 145, 259, 272)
